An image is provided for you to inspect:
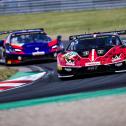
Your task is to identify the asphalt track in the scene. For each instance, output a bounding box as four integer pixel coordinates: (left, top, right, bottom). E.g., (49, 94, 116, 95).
(0, 41, 126, 103)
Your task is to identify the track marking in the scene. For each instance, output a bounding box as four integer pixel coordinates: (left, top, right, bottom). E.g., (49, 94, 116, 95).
(0, 72, 46, 92)
(115, 70, 126, 73)
(0, 87, 126, 110)
(30, 65, 44, 72)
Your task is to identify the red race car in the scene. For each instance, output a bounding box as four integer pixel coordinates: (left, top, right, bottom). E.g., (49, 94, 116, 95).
(57, 30, 126, 79)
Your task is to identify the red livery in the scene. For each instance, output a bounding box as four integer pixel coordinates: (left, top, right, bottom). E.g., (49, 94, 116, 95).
(57, 30, 126, 78)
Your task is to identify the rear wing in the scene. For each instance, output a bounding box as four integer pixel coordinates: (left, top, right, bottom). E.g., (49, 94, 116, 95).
(69, 30, 126, 40)
(0, 28, 44, 35)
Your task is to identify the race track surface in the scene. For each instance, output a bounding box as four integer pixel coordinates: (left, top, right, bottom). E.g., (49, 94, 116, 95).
(0, 41, 126, 103)
(0, 60, 126, 103)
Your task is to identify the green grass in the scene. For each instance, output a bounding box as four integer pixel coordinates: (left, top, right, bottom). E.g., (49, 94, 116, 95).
(0, 8, 126, 38)
(0, 67, 17, 81)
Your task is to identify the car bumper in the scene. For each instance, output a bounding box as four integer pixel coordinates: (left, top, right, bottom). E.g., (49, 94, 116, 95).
(6, 52, 57, 64)
(57, 63, 125, 78)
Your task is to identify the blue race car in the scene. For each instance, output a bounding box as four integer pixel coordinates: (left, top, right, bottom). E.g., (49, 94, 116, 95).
(0, 28, 64, 65)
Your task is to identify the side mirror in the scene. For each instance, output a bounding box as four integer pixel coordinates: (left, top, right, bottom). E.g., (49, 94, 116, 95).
(5, 43, 10, 47)
(121, 40, 126, 48)
(57, 35, 62, 41)
(0, 40, 4, 46)
(121, 44, 126, 48)
(122, 40, 126, 45)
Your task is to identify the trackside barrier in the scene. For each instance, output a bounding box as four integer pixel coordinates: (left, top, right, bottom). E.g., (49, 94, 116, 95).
(0, 0, 126, 14)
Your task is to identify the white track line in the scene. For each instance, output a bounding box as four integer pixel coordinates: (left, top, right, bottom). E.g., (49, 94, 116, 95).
(31, 65, 44, 71)
(0, 83, 25, 87)
(8, 72, 46, 81)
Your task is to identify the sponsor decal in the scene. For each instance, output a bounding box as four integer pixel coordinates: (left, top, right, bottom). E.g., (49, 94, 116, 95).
(87, 66, 98, 70)
(66, 61, 75, 66)
(85, 62, 101, 66)
(32, 51, 45, 56)
(115, 62, 123, 67)
(64, 52, 78, 59)
(112, 54, 121, 62)
(64, 68, 72, 72)
(64, 52, 77, 66)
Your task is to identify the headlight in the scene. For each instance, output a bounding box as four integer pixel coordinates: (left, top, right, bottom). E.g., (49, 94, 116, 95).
(18, 56, 22, 60)
(14, 49, 22, 52)
(52, 45, 58, 49)
(82, 51, 89, 56)
(57, 65, 62, 70)
(97, 50, 104, 55)
(9, 48, 21, 52)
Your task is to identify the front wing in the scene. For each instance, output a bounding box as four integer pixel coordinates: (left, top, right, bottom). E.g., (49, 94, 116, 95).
(5, 52, 57, 64)
(57, 62, 126, 78)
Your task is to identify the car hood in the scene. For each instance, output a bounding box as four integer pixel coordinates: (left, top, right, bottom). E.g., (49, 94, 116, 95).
(22, 42, 49, 54)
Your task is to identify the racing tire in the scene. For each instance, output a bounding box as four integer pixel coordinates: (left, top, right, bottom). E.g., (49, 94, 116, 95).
(5, 57, 10, 66)
(4, 54, 12, 66)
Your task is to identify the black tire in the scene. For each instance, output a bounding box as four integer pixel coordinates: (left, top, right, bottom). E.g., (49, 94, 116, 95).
(5, 57, 9, 66)
(4, 54, 11, 66)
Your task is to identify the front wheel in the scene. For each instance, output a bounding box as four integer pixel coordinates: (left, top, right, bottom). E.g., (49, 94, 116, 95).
(5, 56, 10, 65)
(0, 47, 8, 65)
(4, 53, 13, 65)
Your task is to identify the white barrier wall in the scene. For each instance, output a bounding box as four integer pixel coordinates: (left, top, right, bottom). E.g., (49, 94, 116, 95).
(0, 0, 126, 14)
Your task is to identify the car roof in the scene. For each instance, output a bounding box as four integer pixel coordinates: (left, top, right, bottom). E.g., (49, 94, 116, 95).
(69, 33, 118, 41)
(69, 30, 126, 41)
(0, 28, 44, 36)
(12, 29, 43, 35)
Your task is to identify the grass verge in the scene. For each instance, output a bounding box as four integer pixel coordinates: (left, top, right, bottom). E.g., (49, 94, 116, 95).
(0, 67, 17, 81)
(0, 8, 126, 38)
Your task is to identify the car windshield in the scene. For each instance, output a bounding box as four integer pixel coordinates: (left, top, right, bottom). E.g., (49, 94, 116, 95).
(11, 33, 52, 45)
(68, 35, 121, 51)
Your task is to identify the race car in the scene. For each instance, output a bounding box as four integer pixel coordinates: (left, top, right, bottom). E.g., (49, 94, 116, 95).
(57, 30, 126, 78)
(0, 28, 64, 65)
